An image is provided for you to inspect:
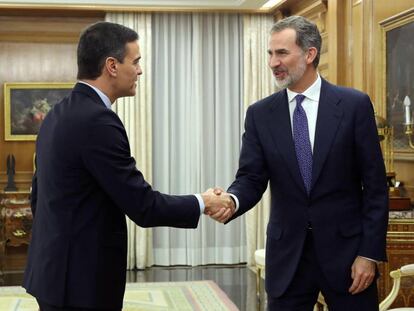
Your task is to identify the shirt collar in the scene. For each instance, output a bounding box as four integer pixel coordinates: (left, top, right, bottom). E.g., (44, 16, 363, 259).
(78, 81, 112, 109)
(286, 73, 321, 103)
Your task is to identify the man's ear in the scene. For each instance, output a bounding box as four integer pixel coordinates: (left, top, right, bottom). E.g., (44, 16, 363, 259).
(105, 57, 117, 77)
(306, 47, 318, 65)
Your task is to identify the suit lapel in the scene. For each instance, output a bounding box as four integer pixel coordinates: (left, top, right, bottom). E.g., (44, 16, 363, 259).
(266, 90, 307, 194)
(311, 79, 343, 190)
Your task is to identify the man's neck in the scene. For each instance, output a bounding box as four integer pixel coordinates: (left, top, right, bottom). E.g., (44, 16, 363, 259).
(288, 69, 318, 94)
(80, 78, 115, 103)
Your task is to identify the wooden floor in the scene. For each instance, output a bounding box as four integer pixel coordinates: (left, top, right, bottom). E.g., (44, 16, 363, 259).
(0, 264, 267, 311)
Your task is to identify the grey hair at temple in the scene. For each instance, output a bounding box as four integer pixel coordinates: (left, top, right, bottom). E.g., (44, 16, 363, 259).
(270, 16, 322, 68)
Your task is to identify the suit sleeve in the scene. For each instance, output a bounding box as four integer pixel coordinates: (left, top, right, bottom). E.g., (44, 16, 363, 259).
(354, 95, 389, 261)
(81, 114, 200, 229)
(227, 105, 270, 219)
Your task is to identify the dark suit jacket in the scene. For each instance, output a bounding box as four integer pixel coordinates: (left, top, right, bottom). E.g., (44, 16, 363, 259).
(228, 79, 388, 297)
(23, 83, 200, 309)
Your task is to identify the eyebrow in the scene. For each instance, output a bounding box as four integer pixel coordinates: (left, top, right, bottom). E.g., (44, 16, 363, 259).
(268, 48, 289, 54)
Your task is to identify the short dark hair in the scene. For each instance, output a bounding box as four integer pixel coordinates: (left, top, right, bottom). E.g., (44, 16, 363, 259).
(77, 21, 139, 80)
(270, 16, 322, 68)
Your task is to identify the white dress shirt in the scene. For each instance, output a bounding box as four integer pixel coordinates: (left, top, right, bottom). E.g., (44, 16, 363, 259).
(287, 74, 321, 151)
(78, 81, 112, 109)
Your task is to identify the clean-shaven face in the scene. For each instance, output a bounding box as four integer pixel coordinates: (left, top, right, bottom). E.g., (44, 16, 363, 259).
(268, 28, 307, 89)
(116, 40, 143, 97)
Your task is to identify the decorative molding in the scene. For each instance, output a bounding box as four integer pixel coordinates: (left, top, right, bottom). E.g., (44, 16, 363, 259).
(395, 153, 414, 162)
(295, 0, 327, 18)
(0, 32, 80, 43)
(379, 7, 414, 28)
(389, 219, 414, 225)
(0, 0, 246, 5)
(352, 0, 362, 7)
(0, 0, 281, 13)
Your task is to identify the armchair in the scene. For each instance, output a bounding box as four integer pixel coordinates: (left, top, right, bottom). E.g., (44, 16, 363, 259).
(379, 264, 414, 311)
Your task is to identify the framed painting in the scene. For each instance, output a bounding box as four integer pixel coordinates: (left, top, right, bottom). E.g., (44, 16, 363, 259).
(381, 8, 414, 160)
(4, 82, 74, 141)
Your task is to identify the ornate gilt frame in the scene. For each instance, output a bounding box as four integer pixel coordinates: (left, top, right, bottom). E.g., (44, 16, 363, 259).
(4, 82, 74, 141)
(380, 8, 414, 161)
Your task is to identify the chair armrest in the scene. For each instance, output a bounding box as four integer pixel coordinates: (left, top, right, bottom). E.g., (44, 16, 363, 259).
(380, 264, 414, 311)
(400, 264, 414, 276)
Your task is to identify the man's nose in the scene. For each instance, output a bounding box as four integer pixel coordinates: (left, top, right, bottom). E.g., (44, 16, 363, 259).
(269, 55, 280, 68)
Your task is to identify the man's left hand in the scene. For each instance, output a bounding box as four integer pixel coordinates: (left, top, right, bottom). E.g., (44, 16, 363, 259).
(349, 256, 376, 295)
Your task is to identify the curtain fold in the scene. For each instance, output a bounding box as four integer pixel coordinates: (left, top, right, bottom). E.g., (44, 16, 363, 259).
(152, 12, 246, 266)
(105, 12, 153, 269)
(243, 14, 277, 266)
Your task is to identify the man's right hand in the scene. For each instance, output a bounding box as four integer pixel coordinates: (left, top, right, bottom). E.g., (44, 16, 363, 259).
(201, 188, 235, 223)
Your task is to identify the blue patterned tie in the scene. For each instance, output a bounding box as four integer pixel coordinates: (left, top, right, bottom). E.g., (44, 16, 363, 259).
(293, 94, 312, 194)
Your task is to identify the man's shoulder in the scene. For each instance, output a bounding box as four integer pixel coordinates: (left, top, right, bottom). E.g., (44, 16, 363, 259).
(53, 85, 123, 134)
(322, 79, 369, 100)
(248, 90, 284, 112)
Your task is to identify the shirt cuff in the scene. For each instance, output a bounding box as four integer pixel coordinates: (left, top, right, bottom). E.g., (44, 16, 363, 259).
(228, 193, 239, 212)
(359, 256, 379, 263)
(194, 194, 205, 215)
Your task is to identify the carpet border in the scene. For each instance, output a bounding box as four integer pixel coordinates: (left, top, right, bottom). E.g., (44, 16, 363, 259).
(0, 281, 239, 310)
(204, 280, 239, 311)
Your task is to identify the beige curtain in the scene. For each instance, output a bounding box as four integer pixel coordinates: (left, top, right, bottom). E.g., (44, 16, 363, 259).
(105, 12, 153, 269)
(151, 13, 246, 266)
(243, 14, 277, 266)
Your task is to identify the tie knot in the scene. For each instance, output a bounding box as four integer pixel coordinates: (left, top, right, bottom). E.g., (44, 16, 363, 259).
(295, 94, 305, 106)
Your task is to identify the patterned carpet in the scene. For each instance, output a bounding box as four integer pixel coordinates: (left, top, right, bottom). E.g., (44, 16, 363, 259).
(0, 281, 239, 311)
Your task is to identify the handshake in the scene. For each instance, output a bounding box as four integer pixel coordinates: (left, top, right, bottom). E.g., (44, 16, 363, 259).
(201, 188, 236, 223)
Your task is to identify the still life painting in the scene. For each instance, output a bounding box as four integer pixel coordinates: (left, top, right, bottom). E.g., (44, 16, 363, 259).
(4, 82, 74, 141)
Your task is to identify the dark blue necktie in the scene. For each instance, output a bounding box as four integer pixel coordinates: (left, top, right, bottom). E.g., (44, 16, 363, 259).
(293, 94, 312, 194)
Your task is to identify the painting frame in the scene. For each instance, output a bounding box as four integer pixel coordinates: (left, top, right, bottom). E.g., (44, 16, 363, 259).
(4, 82, 74, 141)
(380, 8, 414, 161)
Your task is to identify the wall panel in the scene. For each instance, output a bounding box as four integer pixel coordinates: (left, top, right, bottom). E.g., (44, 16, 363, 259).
(0, 15, 100, 190)
(351, 1, 363, 90)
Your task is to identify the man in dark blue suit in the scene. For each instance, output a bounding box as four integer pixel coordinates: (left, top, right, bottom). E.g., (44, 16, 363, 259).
(211, 16, 388, 310)
(23, 22, 234, 311)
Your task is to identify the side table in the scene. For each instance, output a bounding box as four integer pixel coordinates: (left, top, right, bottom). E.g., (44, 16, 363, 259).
(0, 190, 32, 275)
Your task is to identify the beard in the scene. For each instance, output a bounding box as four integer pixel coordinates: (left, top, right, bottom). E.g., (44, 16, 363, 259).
(273, 58, 307, 89)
